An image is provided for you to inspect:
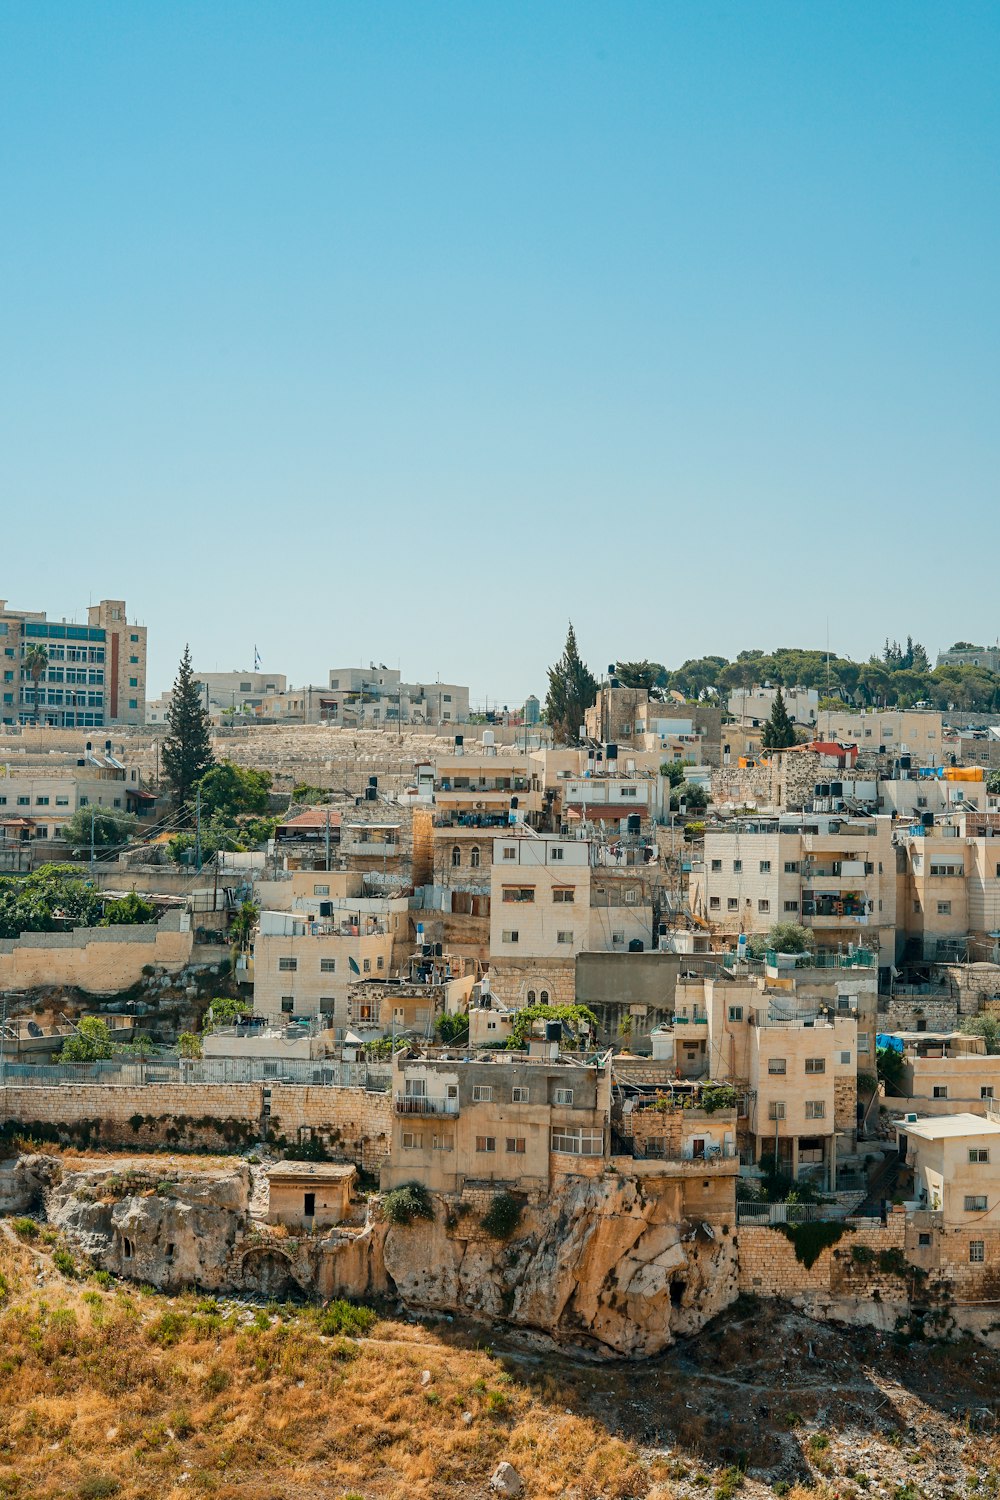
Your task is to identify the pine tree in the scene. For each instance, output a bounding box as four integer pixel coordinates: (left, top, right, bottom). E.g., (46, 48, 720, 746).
(161, 645, 214, 809)
(544, 622, 598, 745)
(760, 687, 796, 751)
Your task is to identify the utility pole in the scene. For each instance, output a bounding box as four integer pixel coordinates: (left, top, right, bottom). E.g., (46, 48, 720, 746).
(90, 806, 95, 877)
(195, 785, 202, 873)
(325, 807, 331, 872)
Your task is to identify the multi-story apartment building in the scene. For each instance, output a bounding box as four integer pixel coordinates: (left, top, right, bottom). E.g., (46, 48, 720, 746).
(814, 708, 944, 764)
(897, 809, 1000, 963)
(0, 763, 154, 844)
(689, 813, 896, 965)
(488, 834, 655, 1007)
(936, 643, 1000, 673)
(321, 666, 470, 726)
(148, 670, 288, 724)
(251, 906, 395, 1029)
(0, 598, 146, 729)
(726, 684, 819, 728)
(383, 1047, 612, 1194)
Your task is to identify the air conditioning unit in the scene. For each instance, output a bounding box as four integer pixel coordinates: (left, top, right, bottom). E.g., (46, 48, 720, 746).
(905, 1112, 919, 1124)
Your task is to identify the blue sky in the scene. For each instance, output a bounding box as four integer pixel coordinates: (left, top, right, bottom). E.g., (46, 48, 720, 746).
(2, 1, 998, 707)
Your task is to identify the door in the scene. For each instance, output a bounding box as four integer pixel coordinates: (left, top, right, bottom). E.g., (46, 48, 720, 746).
(304, 1192, 316, 1218)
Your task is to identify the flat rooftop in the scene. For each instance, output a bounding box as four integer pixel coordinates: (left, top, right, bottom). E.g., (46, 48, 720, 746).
(266, 1162, 356, 1181)
(901, 1113, 1000, 1141)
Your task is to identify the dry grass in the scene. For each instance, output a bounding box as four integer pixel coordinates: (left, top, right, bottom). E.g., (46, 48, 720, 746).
(0, 1233, 654, 1500)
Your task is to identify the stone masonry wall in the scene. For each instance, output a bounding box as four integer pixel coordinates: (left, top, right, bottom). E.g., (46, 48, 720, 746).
(879, 996, 960, 1033)
(0, 1083, 392, 1170)
(737, 1217, 910, 1301)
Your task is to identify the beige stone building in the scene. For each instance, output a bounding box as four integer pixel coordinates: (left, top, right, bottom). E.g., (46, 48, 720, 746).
(690, 813, 896, 965)
(383, 1047, 613, 1195)
(266, 1161, 356, 1229)
(252, 907, 395, 1028)
(899, 1114, 1000, 1275)
(487, 834, 655, 1008)
(815, 707, 944, 764)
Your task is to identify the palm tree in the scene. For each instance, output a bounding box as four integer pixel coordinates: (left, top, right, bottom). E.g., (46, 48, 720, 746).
(23, 646, 49, 725)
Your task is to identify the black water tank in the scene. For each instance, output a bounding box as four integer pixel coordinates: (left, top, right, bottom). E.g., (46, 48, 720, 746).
(319, 901, 333, 918)
(831, 782, 843, 797)
(364, 786, 377, 800)
(606, 743, 618, 760)
(900, 755, 911, 771)
(922, 811, 935, 826)
(545, 1021, 563, 1042)
(629, 938, 644, 952)
(627, 813, 641, 834)
(369, 775, 378, 787)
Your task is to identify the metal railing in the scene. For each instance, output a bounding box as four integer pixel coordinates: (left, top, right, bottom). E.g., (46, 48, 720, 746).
(394, 1094, 459, 1116)
(0, 1058, 393, 1091)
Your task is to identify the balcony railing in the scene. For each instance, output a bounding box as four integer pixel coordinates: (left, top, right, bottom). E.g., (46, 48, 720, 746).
(764, 948, 876, 969)
(394, 1094, 459, 1116)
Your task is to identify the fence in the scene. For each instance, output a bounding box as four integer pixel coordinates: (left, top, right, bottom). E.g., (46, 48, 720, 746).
(736, 1200, 884, 1226)
(0, 1058, 392, 1091)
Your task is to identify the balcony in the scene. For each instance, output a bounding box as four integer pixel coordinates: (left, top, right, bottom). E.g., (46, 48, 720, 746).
(764, 948, 876, 970)
(394, 1094, 459, 1116)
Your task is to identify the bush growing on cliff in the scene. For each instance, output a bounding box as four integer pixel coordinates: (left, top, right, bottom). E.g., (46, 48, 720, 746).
(481, 1191, 523, 1241)
(382, 1182, 434, 1226)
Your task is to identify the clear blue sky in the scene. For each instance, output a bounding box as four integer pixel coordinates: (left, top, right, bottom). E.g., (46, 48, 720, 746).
(2, 1, 998, 707)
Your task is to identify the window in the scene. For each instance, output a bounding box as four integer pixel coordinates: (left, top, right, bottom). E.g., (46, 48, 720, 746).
(281, 997, 294, 1014)
(313, 884, 330, 896)
(402, 1132, 418, 1150)
(624, 888, 638, 904)
(728, 1006, 743, 1022)
(619, 786, 638, 797)
(278, 957, 297, 972)
(433, 1132, 454, 1152)
(472, 1085, 493, 1102)
(937, 901, 952, 916)
(129, 677, 138, 688)
(840, 1051, 852, 1066)
(506, 1137, 526, 1154)
(804, 1058, 826, 1074)
(539, 990, 549, 1003)
(377, 955, 384, 970)
(502, 887, 535, 903)
(805, 1100, 826, 1120)
(16, 796, 29, 806)
(122, 1237, 134, 1261)
(727, 898, 739, 911)
(552, 888, 575, 903)
(511, 1086, 529, 1103)
(965, 1196, 988, 1213)
(557, 930, 574, 944)
(451, 846, 462, 867)
(711, 859, 722, 872)
(550, 1127, 603, 1156)
(709, 896, 721, 910)
(783, 900, 800, 913)
(733, 860, 742, 873)
(611, 930, 626, 945)
(982, 1087, 995, 1101)
(320, 958, 336, 973)
(759, 860, 771, 873)
(768, 1059, 786, 1075)
(502, 846, 516, 860)
(918, 1232, 931, 1247)
(858, 1035, 870, 1053)
(549, 847, 564, 860)
(970, 1240, 985, 1263)
(502, 930, 519, 944)
(362, 958, 371, 973)
(768, 1102, 786, 1120)
(554, 1087, 575, 1106)
(970, 1149, 991, 1164)
(470, 846, 480, 868)
(35, 796, 49, 805)
(933, 1086, 948, 1099)
(476, 1136, 496, 1153)
(526, 989, 536, 1003)
(758, 899, 770, 914)
(784, 861, 799, 874)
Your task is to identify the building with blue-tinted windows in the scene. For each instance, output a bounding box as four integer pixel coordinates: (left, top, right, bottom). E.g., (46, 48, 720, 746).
(0, 598, 146, 729)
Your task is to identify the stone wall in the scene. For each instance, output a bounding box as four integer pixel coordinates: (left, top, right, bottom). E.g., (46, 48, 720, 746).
(0, 915, 194, 994)
(879, 996, 960, 1033)
(0, 1082, 392, 1170)
(488, 958, 576, 1008)
(711, 751, 822, 812)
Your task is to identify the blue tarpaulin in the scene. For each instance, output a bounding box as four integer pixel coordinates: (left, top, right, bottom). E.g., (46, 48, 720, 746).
(876, 1033, 904, 1053)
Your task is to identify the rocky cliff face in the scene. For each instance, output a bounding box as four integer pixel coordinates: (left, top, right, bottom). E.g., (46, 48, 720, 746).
(379, 1176, 739, 1357)
(31, 1155, 737, 1356)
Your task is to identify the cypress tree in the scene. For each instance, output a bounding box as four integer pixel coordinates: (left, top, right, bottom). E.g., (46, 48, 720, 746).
(161, 645, 214, 809)
(544, 622, 598, 745)
(760, 687, 796, 751)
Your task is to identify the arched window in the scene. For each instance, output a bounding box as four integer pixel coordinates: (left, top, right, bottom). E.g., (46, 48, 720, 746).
(539, 990, 550, 1005)
(527, 989, 536, 1004)
(470, 846, 481, 868)
(451, 846, 461, 867)
(122, 1237, 134, 1261)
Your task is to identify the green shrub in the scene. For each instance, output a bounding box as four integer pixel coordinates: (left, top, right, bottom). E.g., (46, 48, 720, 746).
(851, 1244, 876, 1264)
(879, 1248, 911, 1277)
(700, 1084, 737, 1114)
(78, 1478, 120, 1499)
(91, 1270, 113, 1288)
(314, 1300, 377, 1338)
(714, 1466, 745, 1500)
(52, 1248, 77, 1279)
(11, 1217, 38, 1242)
(147, 1311, 190, 1347)
(481, 1191, 523, 1240)
(776, 1221, 851, 1269)
(382, 1182, 434, 1226)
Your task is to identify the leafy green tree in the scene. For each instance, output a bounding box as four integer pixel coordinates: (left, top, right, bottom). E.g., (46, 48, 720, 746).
(961, 1014, 1000, 1055)
(509, 1003, 597, 1048)
(876, 1043, 904, 1095)
(178, 1032, 203, 1059)
(988, 769, 1000, 796)
(228, 900, 259, 953)
(614, 660, 666, 696)
(765, 921, 814, 954)
(24, 646, 49, 724)
(760, 688, 796, 751)
(670, 781, 709, 811)
(58, 1016, 116, 1062)
(100, 891, 155, 926)
(196, 761, 272, 819)
(660, 761, 689, 786)
(434, 1012, 470, 1044)
(61, 806, 138, 852)
(0, 865, 103, 938)
(161, 645, 214, 809)
(204, 995, 253, 1031)
(544, 623, 598, 745)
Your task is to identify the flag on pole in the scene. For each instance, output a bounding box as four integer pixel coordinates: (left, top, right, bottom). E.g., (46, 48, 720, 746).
(254, 645, 261, 670)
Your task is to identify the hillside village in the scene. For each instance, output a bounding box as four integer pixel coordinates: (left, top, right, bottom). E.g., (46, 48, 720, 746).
(5, 609, 1000, 1370)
